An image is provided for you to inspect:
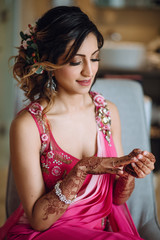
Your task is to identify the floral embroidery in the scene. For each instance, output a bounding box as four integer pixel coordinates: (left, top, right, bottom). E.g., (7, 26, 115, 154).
(90, 91, 111, 146)
(93, 94, 105, 107)
(41, 133, 49, 142)
(52, 166, 61, 176)
(29, 102, 43, 115)
(28, 102, 50, 155)
(47, 151, 54, 159)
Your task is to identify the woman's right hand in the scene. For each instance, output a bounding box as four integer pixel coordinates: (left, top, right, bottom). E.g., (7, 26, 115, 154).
(77, 154, 138, 175)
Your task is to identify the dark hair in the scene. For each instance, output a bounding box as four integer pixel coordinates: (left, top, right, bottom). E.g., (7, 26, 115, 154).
(13, 6, 104, 107)
(36, 6, 103, 64)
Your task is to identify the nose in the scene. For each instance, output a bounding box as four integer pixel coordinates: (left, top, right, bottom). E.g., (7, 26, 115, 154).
(81, 60, 93, 78)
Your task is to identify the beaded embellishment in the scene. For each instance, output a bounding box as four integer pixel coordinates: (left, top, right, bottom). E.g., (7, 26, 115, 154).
(90, 92, 112, 146)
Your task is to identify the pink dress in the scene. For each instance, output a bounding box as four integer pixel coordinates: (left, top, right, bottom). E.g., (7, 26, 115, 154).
(0, 92, 143, 240)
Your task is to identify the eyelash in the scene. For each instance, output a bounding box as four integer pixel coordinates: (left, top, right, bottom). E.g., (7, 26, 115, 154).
(70, 58, 100, 66)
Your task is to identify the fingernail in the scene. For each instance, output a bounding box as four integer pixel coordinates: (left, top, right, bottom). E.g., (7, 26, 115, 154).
(134, 158, 138, 162)
(132, 162, 136, 167)
(138, 154, 142, 159)
(119, 170, 124, 175)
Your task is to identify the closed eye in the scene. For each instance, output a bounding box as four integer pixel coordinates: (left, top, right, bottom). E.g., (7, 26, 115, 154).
(70, 58, 100, 66)
(69, 61, 82, 66)
(91, 58, 100, 62)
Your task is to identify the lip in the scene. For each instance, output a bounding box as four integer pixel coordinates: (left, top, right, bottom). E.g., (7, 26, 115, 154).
(76, 79, 92, 86)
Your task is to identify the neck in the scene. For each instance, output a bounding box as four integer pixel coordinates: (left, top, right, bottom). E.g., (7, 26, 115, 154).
(53, 91, 92, 113)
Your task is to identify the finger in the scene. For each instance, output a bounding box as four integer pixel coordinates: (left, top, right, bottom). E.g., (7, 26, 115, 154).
(106, 168, 124, 175)
(114, 155, 138, 167)
(137, 154, 150, 165)
(134, 160, 152, 175)
(137, 154, 155, 171)
(142, 151, 156, 163)
(131, 150, 155, 163)
(131, 162, 146, 178)
(132, 148, 142, 154)
(116, 171, 131, 178)
(129, 149, 142, 157)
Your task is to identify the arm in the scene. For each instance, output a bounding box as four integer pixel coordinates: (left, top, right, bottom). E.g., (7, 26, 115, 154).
(109, 102, 135, 205)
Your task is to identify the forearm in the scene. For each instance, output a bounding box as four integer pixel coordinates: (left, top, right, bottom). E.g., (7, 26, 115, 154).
(30, 165, 87, 231)
(113, 174, 135, 205)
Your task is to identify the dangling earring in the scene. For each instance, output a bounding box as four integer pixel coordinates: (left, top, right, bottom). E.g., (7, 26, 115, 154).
(47, 72, 56, 91)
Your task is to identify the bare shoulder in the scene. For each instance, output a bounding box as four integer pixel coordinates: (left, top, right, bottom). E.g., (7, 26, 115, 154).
(10, 110, 40, 147)
(11, 109, 36, 130)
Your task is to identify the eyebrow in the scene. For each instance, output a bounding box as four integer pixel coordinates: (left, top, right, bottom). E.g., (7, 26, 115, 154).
(75, 49, 100, 57)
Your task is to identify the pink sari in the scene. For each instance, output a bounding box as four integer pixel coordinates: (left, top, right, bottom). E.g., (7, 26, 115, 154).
(0, 131, 143, 240)
(0, 93, 143, 240)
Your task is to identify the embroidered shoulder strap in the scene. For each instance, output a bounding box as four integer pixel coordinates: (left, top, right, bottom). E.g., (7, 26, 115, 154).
(27, 102, 50, 154)
(90, 91, 111, 146)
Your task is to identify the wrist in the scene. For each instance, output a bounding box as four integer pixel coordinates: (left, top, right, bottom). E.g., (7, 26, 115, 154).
(121, 171, 135, 179)
(118, 173, 135, 184)
(113, 173, 135, 205)
(58, 162, 87, 202)
(76, 159, 88, 176)
(55, 181, 77, 204)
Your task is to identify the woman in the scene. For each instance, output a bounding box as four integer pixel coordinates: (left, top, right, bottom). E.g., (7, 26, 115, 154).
(0, 6, 155, 240)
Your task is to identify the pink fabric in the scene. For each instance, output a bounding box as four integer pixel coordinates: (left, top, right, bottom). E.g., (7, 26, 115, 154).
(0, 93, 144, 240)
(0, 133, 143, 240)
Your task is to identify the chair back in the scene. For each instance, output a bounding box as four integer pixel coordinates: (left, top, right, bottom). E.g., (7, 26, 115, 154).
(92, 78, 160, 240)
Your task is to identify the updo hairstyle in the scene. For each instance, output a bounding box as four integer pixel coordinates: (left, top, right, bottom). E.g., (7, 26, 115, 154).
(12, 6, 104, 107)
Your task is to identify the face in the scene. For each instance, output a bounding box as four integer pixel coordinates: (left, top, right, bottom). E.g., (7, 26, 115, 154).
(53, 33, 100, 95)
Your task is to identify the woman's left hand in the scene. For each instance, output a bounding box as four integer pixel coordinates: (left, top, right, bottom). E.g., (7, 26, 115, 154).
(124, 149, 156, 178)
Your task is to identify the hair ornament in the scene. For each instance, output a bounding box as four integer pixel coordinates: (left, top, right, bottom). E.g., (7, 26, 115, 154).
(20, 24, 44, 74)
(35, 65, 44, 74)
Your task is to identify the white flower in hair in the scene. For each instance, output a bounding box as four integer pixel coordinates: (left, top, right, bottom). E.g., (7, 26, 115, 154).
(24, 27, 32, 36)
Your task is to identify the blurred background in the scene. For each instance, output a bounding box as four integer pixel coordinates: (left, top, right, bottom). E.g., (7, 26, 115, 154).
(0, 0, 160, 226)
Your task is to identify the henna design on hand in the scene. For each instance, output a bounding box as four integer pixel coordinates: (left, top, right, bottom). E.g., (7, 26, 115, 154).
(78, 154, 138, 176)
(78, 156, 122, 175)
(38, 150, 152, 223)
(80, 156, 108, 174)
(60, 166, 87, 200)
(113, 174, 135, 205)
(124, 149, 156, 178)
(37, 165, 87, 222)
(41, 192, 67, 220)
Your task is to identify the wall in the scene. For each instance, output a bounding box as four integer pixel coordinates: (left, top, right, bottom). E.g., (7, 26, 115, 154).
(0, 0, 51, 166)
(76, 0, 160, 43)
(20, 0, 51, 30)
(0, 0, 15, 164)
